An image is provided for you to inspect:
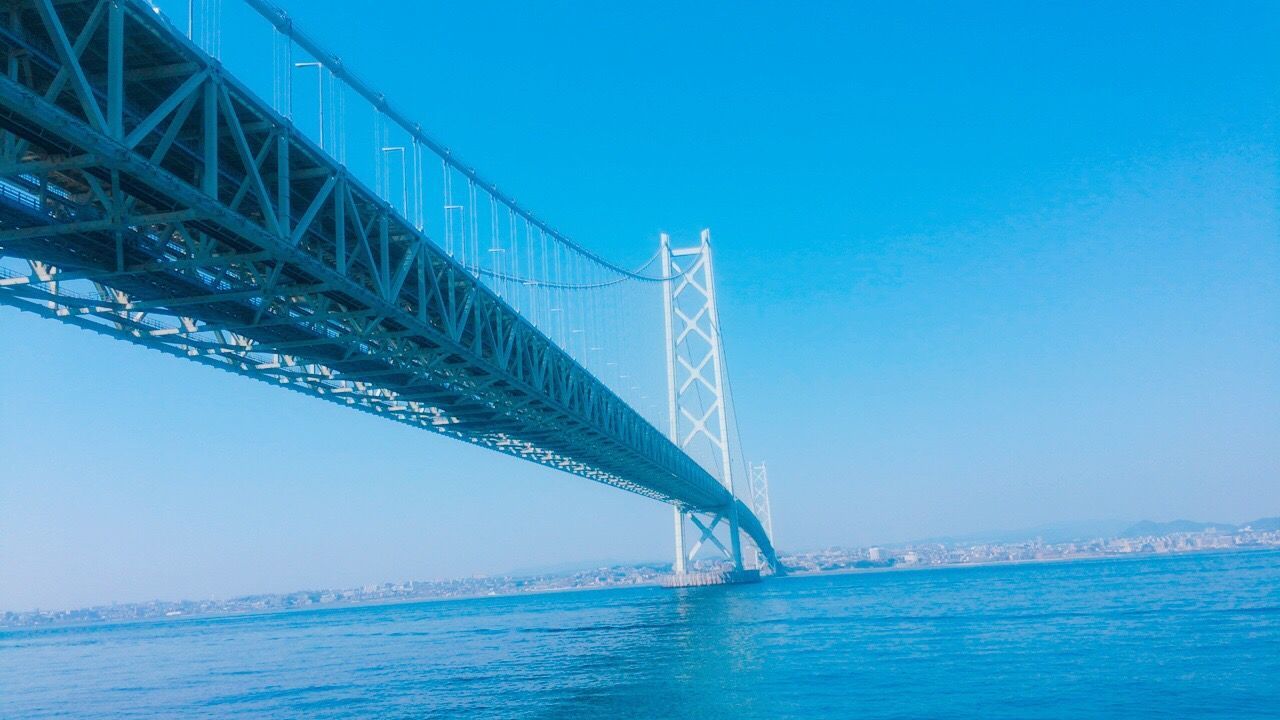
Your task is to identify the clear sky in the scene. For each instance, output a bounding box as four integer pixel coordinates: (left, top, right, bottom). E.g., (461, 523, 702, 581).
(2, 0, 1277, 612)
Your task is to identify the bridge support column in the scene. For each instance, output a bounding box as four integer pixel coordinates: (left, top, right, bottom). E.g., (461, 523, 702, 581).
(728, 502, 743, 571)
(672, 507, 687, 574)
(662, 507, 760, 587)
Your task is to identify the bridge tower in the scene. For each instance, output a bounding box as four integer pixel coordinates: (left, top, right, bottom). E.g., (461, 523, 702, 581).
(747, 462, 775, 570)
(661, 229, 747, 578)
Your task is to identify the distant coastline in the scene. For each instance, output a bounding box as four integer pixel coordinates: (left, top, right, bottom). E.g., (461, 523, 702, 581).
(784, 544, 1280, 580)
(4, 518, 1277, 630)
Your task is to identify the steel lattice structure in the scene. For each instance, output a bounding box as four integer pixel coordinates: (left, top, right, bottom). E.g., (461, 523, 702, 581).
(0, 0, 778, 569)
(747, 462, 774, 570)
(663, 230, 772, 574)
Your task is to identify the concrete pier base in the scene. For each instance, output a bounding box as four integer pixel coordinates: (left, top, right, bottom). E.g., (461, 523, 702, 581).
(660, 569, 762, 588)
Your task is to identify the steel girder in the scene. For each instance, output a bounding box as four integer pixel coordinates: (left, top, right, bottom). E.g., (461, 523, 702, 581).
(0, 0, 778, 567)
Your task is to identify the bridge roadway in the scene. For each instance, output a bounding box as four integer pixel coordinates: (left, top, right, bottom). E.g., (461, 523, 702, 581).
(0, 0, 777, 567)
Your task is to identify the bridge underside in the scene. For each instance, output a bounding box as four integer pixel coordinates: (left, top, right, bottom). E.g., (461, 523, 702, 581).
(0, 0, 777, 568)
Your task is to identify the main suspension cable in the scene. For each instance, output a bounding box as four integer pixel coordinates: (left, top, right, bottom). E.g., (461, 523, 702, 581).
(240, 0, 692, 283)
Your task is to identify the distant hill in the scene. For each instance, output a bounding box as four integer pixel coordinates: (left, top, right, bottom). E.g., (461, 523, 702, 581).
(913, 516, 1279, 547)
(1120, 519, 1236, 537)
(1241, 517, 1280, 532)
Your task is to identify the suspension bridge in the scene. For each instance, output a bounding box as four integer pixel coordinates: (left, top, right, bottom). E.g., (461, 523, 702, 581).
(0, 0, 778, 583)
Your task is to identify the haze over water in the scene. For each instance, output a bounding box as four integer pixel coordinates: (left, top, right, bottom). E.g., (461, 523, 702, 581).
(3, 550, 1277, 718)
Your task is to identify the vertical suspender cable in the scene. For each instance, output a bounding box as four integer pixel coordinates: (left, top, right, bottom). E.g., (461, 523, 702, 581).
(441, 159, 452, 256)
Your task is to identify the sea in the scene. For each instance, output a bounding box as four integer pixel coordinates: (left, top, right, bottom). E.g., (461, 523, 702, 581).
(2, 550, 1278, 719)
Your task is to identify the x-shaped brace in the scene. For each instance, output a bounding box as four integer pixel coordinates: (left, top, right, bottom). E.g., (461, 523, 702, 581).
(687, 513, 730, 560)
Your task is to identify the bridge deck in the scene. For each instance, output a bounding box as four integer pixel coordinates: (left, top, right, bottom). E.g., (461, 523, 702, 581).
(0, 0, 777, 567)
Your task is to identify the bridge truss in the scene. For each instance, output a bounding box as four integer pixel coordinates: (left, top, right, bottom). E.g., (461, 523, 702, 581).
(0, 0, 778, 571)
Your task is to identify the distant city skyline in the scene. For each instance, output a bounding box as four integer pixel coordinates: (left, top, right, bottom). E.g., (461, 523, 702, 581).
(7, 516, 1276, 625)
(2, 0, 1277, 612)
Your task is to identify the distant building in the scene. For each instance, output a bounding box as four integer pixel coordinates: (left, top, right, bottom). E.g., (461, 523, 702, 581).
(868, 547, 882, 562)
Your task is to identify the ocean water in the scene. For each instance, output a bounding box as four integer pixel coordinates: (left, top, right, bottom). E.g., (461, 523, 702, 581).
(3, 550, 1278, 719)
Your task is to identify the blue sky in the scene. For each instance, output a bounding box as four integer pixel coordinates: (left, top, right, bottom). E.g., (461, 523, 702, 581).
(1, 0, 1277, 611)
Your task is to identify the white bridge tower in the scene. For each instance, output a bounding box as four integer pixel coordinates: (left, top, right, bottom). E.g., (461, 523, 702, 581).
(662, 229, 763, 581)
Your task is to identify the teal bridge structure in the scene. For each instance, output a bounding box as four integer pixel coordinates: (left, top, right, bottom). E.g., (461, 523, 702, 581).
(0, 0, 778, 577)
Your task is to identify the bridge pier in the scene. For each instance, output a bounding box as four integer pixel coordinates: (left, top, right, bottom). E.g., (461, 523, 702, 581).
(666, 505, 759, 587)
(672, 506, 688, 575)
(728, 500, 744, 571)
(660, 568, 761, 589)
